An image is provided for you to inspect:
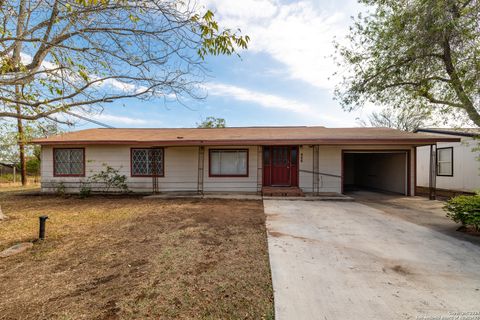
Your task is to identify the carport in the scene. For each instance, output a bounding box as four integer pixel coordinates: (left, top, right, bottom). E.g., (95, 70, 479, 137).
(342, 150, 410, 195)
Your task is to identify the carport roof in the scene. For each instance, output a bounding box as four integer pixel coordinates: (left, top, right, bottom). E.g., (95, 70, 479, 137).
(31, 126, 460, 146)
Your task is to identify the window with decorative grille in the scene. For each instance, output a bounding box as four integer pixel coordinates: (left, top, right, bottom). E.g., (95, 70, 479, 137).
(54, 148, 85, 176)
(131, 148, 164, 176)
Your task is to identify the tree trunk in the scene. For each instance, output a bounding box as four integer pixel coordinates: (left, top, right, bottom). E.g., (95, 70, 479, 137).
(13, 0, 28, 186)
(17, 116, 27, 186)
(441, 18, 480, 127)
(15, 83, 27, 186)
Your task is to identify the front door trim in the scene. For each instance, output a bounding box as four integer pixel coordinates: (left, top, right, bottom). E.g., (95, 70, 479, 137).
(263, 146, 299, 187)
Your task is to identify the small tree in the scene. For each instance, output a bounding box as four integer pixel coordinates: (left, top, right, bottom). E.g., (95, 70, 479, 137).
(197, 116, 226, 128)
(0, 120, 61, 184)
(359, 107, 436, 132)
(0, 123, 19, 165)
(25, 156, 40, 177)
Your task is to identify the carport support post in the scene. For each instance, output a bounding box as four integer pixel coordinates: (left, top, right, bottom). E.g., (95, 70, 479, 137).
(257, 146, 263, 194)
(428, 144, 437, 200)
(313, 145, 319, 195)
(197, 146, 204, 194)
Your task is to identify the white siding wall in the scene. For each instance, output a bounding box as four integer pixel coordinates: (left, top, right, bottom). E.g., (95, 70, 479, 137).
(297, 145, 343, 193)
(317, 146, 343, 193)
(299, 145, 313, 192)
(41, 145, 199, 193)
(417, 137, 480, 192)
(41, 144, 416, 195)
(41, 145, 258, 193)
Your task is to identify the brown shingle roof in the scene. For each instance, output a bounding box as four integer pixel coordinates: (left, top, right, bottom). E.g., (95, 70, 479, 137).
(31, 126, 460, 146)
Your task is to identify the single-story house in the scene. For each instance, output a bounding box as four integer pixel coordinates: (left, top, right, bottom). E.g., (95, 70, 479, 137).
(32, 126, 459, 196)
(415, 128, 479, 197)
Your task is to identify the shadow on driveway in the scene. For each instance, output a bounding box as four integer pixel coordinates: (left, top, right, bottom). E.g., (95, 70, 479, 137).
(348, 190, 480, 246)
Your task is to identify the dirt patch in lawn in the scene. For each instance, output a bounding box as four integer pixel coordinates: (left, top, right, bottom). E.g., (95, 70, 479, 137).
(0, 192, 273, 320)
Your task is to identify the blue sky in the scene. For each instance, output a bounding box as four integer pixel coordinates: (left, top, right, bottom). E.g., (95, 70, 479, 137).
(76, 0, 378, 129)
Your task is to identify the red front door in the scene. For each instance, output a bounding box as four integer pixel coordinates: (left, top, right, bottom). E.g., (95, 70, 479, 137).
(263, 146, 298, 186)
(272, 146, 290, 185)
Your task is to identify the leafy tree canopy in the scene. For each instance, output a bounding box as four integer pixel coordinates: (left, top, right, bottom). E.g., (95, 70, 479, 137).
(0, 120, 60, 164)
(197, 116, 226, 128)
(335, 0, 480, 126)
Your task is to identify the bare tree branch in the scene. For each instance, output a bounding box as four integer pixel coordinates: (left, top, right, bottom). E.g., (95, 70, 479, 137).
(0, 0, 249, 122)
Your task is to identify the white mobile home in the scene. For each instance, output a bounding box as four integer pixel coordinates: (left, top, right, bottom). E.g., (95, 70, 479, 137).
(416, 128, 480, 196)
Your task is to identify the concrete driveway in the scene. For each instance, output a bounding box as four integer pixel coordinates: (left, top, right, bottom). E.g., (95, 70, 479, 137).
(264, 198, 480, 320)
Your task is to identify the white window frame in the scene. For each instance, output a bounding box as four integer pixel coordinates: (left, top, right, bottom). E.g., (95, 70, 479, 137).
(437, 147, 453, 177)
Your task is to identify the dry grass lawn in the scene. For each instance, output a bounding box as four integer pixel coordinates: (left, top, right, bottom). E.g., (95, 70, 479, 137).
(0, 191, 273, 320)
(0, 183, 40, 193)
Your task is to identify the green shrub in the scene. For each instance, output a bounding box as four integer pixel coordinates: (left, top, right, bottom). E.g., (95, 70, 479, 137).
(79, 183, 92, 198)
(444, 194, 480, 231)
(55, 182, 66, 196)
(88, 164, 129, 193)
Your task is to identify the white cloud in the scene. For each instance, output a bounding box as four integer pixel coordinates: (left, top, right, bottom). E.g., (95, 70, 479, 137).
(205, 82, 346, 125)
(94, 113, 150, 125)
(102, 78, 139, 93)
(67, 109, 158, 126)
(202, 0, 358, 89)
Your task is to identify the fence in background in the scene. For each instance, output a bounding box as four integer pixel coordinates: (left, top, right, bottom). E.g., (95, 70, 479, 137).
(0, 164, 40, 185)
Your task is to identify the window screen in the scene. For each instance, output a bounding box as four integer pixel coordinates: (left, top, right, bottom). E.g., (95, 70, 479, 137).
(54, 148, 84, 176)
(131, 148, 164, 176)
(437, 147, 453, 176)
(210, 149, 248, 176)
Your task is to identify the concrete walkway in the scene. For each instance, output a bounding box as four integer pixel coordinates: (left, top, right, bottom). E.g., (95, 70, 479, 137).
(264, 199, 480, 320)
(144, 192, 262, 200)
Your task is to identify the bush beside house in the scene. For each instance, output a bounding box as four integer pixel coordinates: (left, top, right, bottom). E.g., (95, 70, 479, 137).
(444, 194, 480, 232)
